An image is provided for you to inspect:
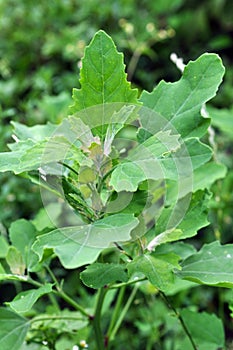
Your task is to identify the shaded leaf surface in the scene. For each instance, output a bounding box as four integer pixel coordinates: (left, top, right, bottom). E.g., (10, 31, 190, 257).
(147, 191, 210, 250)
(11, 121, 56, 142)
(208, 105, 233, 139)
(179, 241, 233, 287)
(32, 214, 138, 268)
(0, 308, 29, 350)
(80, 263, 128, 288)
(9, 219, 37, 269)
(0, 118, 88, 174)
(0, 235, 9, 258)
(6, 284, 53, 314)
(6, 246, 25, 275)
(166, 162, 227, 202)
(110, 135, 212, 192)
(193, 162, 226, 191)
(31, 309, 88, 333)
(127, 252, 180, 292)
(181, 309, 225, 350)
(140, 53, 225, 138)
(0, 274, 30, 282)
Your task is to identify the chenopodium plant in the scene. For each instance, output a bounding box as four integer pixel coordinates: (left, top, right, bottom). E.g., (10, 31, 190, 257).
(0, 30, 230, 349)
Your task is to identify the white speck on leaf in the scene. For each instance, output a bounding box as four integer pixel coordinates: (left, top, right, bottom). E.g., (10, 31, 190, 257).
(12, 134, 19, 143)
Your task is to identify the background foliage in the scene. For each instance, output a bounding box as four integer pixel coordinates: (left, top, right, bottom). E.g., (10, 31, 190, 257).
(1, 0, 233, 349)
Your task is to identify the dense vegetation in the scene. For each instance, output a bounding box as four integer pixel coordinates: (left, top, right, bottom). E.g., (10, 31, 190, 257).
(0, 1, 233, 349)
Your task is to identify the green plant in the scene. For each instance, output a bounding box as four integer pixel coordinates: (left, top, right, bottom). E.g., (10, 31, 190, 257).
(0, 30, 231, 350)
(0, 0, 181, 228)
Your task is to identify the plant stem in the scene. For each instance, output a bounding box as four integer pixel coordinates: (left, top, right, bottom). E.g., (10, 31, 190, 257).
(31, 315, 86, 324)
(45, 265, 58, 285)
(159, 291, 198, 350)
(109, 277, 147, 289)
(48, 291, 61, 312)
(60, 161, 80, 177)
(109, 277, 146, 289)
(42, 266, 60, 312)
(127, 48, 142, 81)
(54, 289, 91, 318)
(106, 285, 126, 340)
(108, 284, 138, 346)
(44, 265, 91, 318)
(93, 287, 107, 350)
(26, 276, 44, 288)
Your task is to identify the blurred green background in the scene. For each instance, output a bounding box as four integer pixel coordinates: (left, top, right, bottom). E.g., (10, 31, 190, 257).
(1, 1, 233, 347)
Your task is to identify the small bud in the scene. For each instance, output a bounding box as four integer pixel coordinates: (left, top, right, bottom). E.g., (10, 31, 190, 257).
(80, 339, 88, 348)
(146, 23, 155, 33)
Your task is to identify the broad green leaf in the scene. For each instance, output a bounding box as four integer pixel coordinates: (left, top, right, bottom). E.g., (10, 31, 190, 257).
(180, 309, 225, 350)
(9, 219, 36, 250)
(155, 138, 212, 185)
(110, 130, 180, 192)
(167, 191, 210, 235)
(32, 214, 139, 268)
(80, 262, 128, 288)
(0, 274, 29, 282)
(0, 263, 6, 274)
(154, 241, 197, 260)
(70, 30, 138, 113)
(137, 129, 181, 154)
(0, 119, 86, 174)
(140, 53, 225, 138)
(0, 307, 29, 350)
(7, 138, 35, 152)
(0, 235, 9, 258)
(181, 138, 212, 169)
(9, 219, 37, 268)
(179, 241, 233, 287)
(110, 135, 212, 192)
(6, 284, 53, 314)
(6, 246, 25, 275)
(147, 191, 210, 250)
(110, 162, 145, 192)
(31, 309, 88, 333)
(11, 121, 57, 141)
(31, 203, 62, 231)
(165, 277, 197, 296)
(127, 252, 180, 292)
(3, 121, 57, 166)
(0, 151, 23, 173)
(207, 105, 233, 139)
(19, 136, 81, 171)
(165, 162, 227, 203)
(193, 162, 227, 191)
(0, 137, 83, 175)
(151, 243, 198, 295)
(34, 234, 100, 269)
